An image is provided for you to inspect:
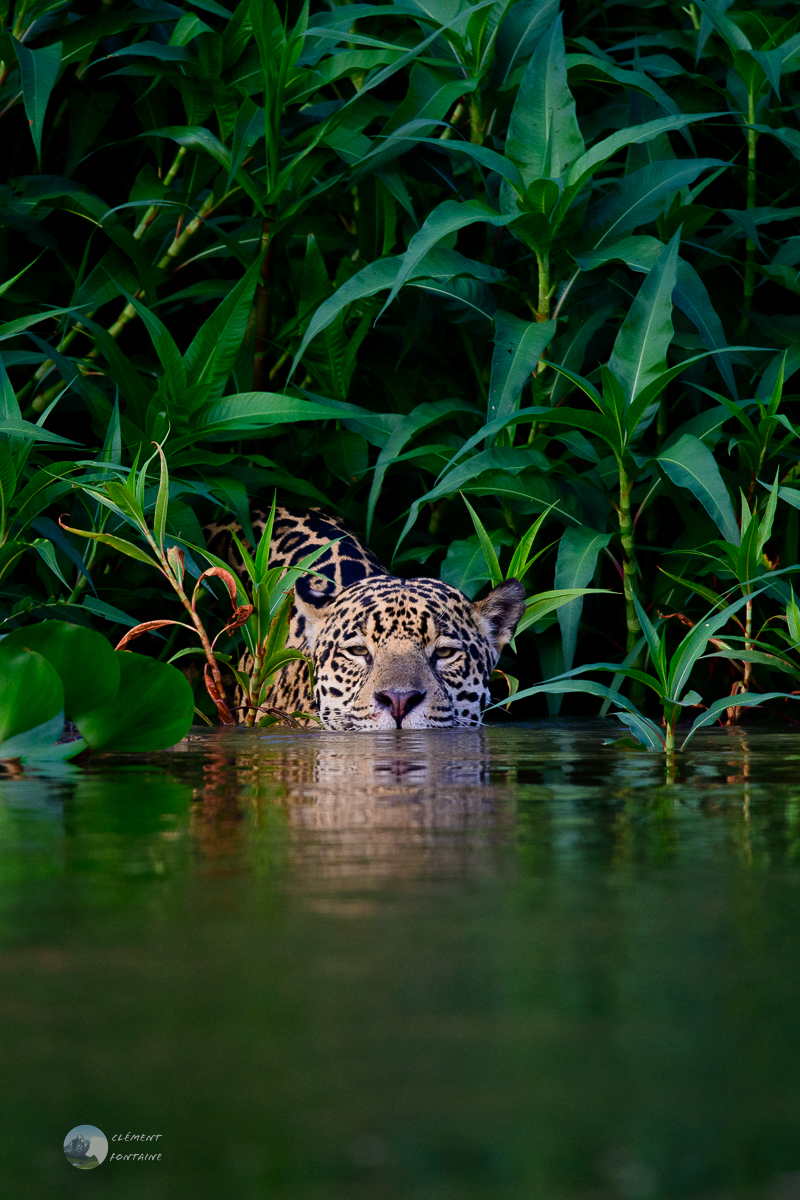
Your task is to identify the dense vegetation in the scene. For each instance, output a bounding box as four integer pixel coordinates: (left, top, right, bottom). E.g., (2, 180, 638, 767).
(1, 0, 800, 742)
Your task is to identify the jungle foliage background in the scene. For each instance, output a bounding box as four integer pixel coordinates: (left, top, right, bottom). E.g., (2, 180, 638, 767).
(2, 0, 800, 725)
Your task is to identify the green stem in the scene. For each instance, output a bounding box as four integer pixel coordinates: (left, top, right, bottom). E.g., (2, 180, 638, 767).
(252, 213, 274, 391)
(734, 597, 754, 723)
(440, 100, 465, 141)
(535, 250, 551, 322)
(132, 146, 187, 241)
(736, 91, 758, 335)
(665, 723, 675, 755)
(468, 93, 483, 145)
(618, 462, 645, 706)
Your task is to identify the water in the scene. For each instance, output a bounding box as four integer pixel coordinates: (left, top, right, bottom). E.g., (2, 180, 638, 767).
(3, 721, 800, 1200)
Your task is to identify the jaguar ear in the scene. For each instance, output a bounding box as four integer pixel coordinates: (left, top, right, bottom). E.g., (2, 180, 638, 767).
(473, 578, 526, 653)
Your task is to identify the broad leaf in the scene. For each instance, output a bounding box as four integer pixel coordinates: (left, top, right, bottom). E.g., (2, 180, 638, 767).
(12, 38, 62, 165)
(77, 652, 194, 752)
(0, 620, 120, 723)
(555, 528, 613, 672)
(608, 231, 679, 404)
(367, 399, 473, 538)
(0, 645, 63, 745)
(657, 434, 739, 545)
(504, 15, 584, 189)
(581, 159, 728, 251)
(487, 313, 556, 429)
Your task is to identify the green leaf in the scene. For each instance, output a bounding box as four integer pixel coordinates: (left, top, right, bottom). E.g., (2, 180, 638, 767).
(504, 15, 584, 189)
(184, 253, 265, 399)
(0, 254, 43, 300)
(77, 652, 194, 752)
(291, 247, 501, 374)
(735, 504, 763, 594)
(668, 590, 759, 700)
(682, 692, 797, 749)
(367, 399, 473, 539)
(630, 592, 668, 690)
(440, 530, 514, 599)
(487, 313, 556, 429)
(376, 200, 513, 320)
(82, 597, 140, 628)
(12, 38, 62, 165)
(59, 522, 162, 571)
(702, 648, 800, 684)
(395, 446, 555, 550)
(255, 492, 278, 581)
(322, 429, 369, 484)
(507, 505, 558, 582)
(516, 588, 613, 636)
(554, 528, 613, 672)
(153, 441, 170, 554)
(492, 676, 643, 716)
(657, 434, 739, 545)
(611, 712, 667, 751)
(29, 538, 70, 589)
(693, 0, 751, 55)
(0, 440, 16, 534)
(114, 284, 186, 398)
(0, 620, 120, 723)
(0, 645, 63, 746)
(461, 496, 504, 588)
(581, 160, 728, 252)
(381, 136, 524, 192)
(562, 113, 724, 198)
(0, 419, 76, 445)
(574, 234, 739, 400)
(193, 392, 381, 442)
(0, 712, 83, 762)
(0, 307, 87, 342)
(608, 230, 679, 404)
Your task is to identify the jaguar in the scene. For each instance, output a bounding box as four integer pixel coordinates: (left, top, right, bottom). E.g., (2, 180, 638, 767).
(205, 506, 525, 731)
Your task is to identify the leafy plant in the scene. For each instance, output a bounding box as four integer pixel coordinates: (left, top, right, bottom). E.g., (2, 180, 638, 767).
(1, 0, 800, 737)
(497, 590, 798, 753)
(173, 495, 336, 725)
(0, 620, 193, 760)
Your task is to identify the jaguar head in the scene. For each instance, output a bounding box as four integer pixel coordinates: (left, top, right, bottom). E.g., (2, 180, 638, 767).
(293, 575, 525, 731)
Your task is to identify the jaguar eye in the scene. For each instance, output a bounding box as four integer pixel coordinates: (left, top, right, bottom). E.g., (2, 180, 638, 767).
(344, 644, 370, 657)
(433, 646, 458, 660)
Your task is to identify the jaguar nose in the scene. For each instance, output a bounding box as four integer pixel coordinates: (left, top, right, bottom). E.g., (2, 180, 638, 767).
(374, 689, 426, 728)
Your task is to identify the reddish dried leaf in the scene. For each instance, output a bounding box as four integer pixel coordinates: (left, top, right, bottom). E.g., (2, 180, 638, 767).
(195, 566, 241, 612)
(116, 620, 184, 651)
(204, 664, 235, 725)
(225, 604, 254, 633)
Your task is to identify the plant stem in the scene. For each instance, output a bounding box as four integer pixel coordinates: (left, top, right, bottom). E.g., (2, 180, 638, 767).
(30, 190, 220, 407)
(252, 214, 274, 391)
(618, 462, 645, 706)
(468, 93, 484, 145)
(132, 146, 187, 240)
(535, 251, 551, 322)
(440, 100, 465, 141)
(665, 722, 675, 755)
(733, 597, 754, 722)
(135, 524, 234, 725)
(736, 91, 758, 335)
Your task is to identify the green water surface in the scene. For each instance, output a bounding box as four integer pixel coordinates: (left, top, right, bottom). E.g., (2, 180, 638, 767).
(3, 721, 800, 1200)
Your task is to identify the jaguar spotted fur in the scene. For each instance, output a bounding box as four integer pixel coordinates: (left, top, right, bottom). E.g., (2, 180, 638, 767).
(205, 506, 525, 730)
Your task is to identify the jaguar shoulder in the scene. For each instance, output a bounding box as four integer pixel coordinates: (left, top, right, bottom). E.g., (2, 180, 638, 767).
(204, 506, 524, 730)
